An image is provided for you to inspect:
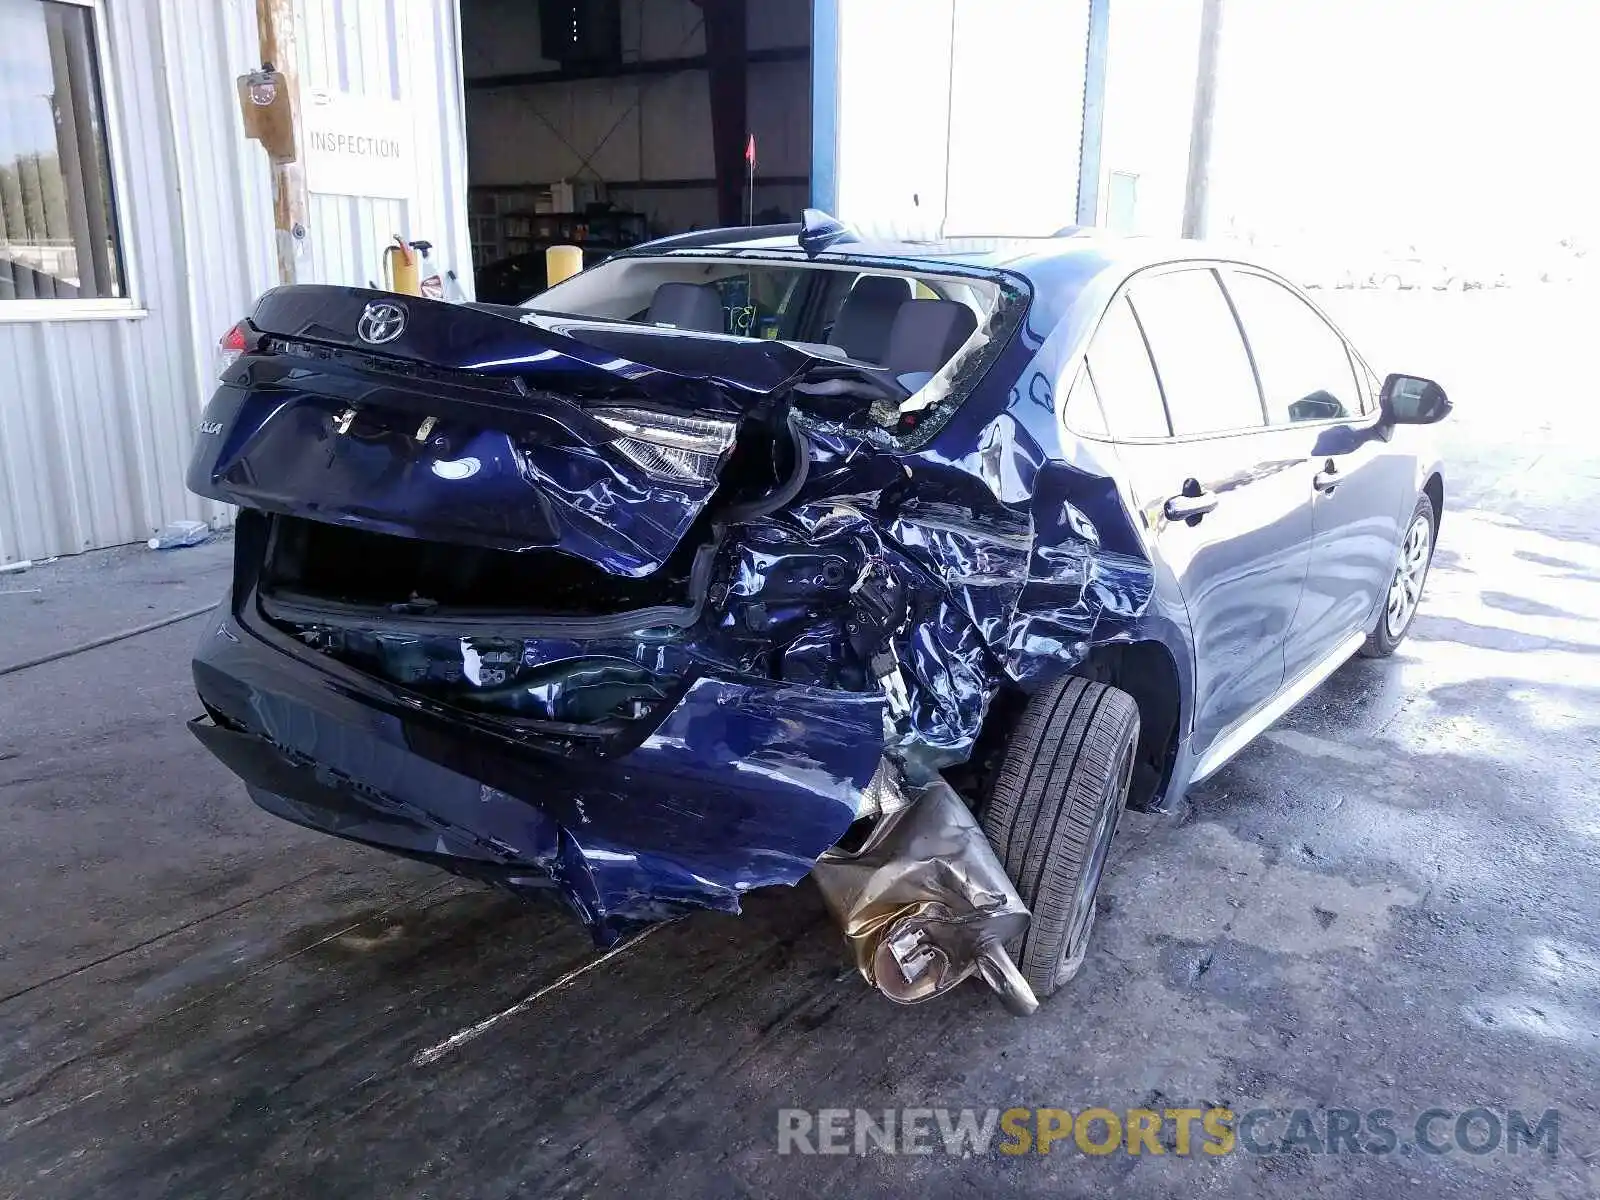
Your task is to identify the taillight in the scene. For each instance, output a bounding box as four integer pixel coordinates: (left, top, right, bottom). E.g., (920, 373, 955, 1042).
(589, 407, 738, 483)
(216, 322, 248, 379)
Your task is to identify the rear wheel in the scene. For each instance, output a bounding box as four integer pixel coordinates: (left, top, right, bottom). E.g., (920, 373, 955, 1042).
(981, 676, 1140, 999)
(1360, 494, 1436, 658)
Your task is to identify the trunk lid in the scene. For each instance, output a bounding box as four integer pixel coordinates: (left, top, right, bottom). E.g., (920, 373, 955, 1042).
(188, 285, 821, 578)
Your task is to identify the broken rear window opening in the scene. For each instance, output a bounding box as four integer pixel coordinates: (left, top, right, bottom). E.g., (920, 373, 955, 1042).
(519, 253, 1029, 448)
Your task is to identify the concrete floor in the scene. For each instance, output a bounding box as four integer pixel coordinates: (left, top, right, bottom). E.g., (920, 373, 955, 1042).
(2, 292, 1597, 1198)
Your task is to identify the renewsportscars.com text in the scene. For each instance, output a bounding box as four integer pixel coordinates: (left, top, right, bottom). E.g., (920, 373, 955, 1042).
(777, 1106, 1560, 1158)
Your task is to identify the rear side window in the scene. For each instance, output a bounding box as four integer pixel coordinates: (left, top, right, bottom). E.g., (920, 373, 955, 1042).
(1129, 269, 1263, 436)
(1083, 296, 1169, 438)
(1225, 271, 1360, 424)
(1065, 366, 1109, 436)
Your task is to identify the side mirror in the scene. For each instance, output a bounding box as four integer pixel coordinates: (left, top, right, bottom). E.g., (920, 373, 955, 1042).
(1380, 374, 1452, 425)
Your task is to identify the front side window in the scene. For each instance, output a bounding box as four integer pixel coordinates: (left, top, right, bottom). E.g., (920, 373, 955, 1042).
(1129, 268, 1263, 437)
(0, 0, 125, 302)
(1225, 271, 1360, 424)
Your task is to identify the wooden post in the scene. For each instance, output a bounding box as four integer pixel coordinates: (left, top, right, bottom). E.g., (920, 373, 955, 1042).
(256, 0, 308, 283)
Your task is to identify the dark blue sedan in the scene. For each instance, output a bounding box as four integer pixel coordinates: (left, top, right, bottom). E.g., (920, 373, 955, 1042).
(186, 214, 1449, 1015)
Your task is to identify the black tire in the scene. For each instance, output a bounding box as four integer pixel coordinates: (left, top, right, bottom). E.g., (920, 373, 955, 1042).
(1359, 493, 1436, 658)
(981, 676, 1139, 1000)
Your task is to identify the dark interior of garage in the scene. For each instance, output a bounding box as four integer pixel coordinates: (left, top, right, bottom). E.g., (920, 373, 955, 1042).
(459, 0, 812, 303)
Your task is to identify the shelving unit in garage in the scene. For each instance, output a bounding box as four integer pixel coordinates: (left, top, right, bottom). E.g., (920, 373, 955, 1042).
(468, 184, 650, 303)
(468, 184, 644, 268)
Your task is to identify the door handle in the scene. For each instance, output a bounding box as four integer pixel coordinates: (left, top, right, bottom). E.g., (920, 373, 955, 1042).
(1313, 460, 1340, 493)
(1165, 488, 1219, 521)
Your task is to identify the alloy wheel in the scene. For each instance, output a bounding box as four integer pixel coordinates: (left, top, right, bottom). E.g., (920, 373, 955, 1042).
(1385, 511, 1433, 639)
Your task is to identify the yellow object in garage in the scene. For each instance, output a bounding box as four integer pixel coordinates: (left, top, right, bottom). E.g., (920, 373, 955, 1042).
(384, 236, 420, 295)
(546, 244, 583, 288)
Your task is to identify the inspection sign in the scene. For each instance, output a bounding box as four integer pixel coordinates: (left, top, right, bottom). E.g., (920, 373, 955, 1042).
(302, 90, 414, 199)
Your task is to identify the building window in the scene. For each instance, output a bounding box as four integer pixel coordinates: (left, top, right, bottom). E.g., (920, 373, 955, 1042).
(0, 0, 125, 302)
(1106, 171, 1138, 235)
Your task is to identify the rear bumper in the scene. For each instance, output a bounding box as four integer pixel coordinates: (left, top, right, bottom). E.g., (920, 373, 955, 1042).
(191, 596, 888, 944)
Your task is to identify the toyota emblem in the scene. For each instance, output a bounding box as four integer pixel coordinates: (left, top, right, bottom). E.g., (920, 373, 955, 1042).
(357, 300, 407, 345)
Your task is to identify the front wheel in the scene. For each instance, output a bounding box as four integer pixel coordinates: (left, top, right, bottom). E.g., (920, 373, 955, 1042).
(981, 676, 1140, 1000)
(1360, 494, 1436, 658)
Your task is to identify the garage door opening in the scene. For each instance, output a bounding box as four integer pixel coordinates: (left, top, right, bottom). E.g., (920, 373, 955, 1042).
(458, 0, 812, 305)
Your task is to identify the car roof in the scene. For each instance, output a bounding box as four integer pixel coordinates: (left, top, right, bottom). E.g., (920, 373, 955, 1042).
(626, 222, 1242, 291)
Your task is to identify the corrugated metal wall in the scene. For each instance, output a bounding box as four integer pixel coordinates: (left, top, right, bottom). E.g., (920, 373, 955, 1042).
(0, 0, 470, 565)
(0, 0, 272, 565)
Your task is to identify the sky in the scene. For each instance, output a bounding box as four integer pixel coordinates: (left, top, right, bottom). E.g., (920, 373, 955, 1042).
(1209, 0, 1600, 255)
(0, 0, 59, 165)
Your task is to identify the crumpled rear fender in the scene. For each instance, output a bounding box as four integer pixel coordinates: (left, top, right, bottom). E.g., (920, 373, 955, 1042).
(780, 391, 1163, 776)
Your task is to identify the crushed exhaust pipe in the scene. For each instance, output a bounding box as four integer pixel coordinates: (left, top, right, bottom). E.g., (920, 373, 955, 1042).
(811, 770, 1039, 1016)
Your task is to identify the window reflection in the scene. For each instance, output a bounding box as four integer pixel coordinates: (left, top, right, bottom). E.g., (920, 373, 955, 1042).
(0, 0, 124, 301)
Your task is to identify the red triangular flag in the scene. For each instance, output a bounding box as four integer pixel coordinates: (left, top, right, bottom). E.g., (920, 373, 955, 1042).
(744, 134, 756, 166)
